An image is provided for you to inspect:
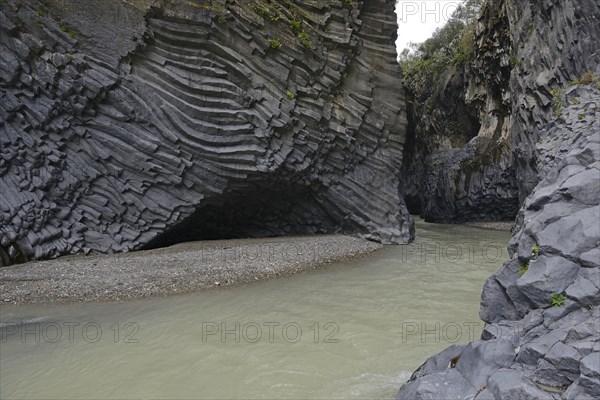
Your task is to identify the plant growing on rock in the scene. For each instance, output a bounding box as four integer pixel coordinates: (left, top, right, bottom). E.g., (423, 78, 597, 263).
(287, 90, 294, 100)
(290, 19, 301, 34)
(550, 89, 564, 116)
(298, 31, 314, 49)
(569, 71, 599, 86)
(551, 293, 566, 307)
(254, 3, 281, 22)
(519, 261, 529, 277)
(268, 38, 283, 49)
(60, 22, 77, 38)
(399, 0, 483, 80)
(531, 243, 539, 258)
(577, 71, 597, 85)
(187, 1, 230, 22)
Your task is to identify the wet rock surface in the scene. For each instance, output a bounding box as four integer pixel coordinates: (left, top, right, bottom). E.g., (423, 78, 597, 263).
(0, 0, 412, 265)
(397, 0, 600, 398)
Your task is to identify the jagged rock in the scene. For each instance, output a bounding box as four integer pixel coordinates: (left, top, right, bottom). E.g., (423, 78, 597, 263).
(516, 255, 580, 308)
(579, 353, 600, 398)
(396, 369, 476, 400)
(397, 0, 600, 399)
(455, 339, 516, 388)
(0, 0, 413, 264)
(408, 344, 465, 381)
(480, 275, 518, 322)
(487, 369, 554, 400)
(401, 1, 519, 223)
(565, 275, 600, 307)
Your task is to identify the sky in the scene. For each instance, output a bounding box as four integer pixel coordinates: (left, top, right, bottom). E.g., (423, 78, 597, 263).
(395, 0, 464, 53)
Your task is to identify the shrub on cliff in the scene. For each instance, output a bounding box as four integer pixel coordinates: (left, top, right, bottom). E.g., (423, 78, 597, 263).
(399, 0, 484, 83)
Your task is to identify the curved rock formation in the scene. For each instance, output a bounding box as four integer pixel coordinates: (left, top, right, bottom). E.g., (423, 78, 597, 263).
(397, 0, 600, 398)
(0, 0, 413, 265)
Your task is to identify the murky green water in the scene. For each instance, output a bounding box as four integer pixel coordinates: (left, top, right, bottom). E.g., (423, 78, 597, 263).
(0, 220, 510, 399)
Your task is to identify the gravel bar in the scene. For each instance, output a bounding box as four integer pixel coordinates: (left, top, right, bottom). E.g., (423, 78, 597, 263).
(463, 221, 514, 231)
(0, 236, 382, 305)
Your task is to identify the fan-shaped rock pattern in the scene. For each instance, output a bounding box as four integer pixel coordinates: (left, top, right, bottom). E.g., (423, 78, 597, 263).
(0, 0, 413, 265)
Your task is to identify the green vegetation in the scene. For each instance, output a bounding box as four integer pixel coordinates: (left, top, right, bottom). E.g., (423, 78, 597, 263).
(551, 294, 566, 307)
(570, 98, 581, 105)
(60, 22, 77, 38)
(550, 89, 563, 116)
(188, 1, 230, 23)
(399, 0, 484, 80)
(66, 54, 76, 62)
(268, 38, 283, 49)
(579, 114, 586, 121)
(290, 19, 301, 34)
(254, 3, 281, 22)
(298, 31, 313, 49)
(532, 243, 539, 258)
(519, 261, 529, 277)
(287, 90, 294, 100)
(250, 2, 316, 50)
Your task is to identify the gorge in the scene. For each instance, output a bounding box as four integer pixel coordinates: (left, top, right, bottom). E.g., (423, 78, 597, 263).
(1, 0, 599, 399)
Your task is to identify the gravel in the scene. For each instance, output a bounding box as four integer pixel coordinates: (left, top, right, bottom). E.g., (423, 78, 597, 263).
(463, 221, 514, 232)
(0, 236, 382, 305)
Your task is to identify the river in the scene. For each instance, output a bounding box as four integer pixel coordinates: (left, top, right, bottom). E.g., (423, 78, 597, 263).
(0, 220, 510, 399)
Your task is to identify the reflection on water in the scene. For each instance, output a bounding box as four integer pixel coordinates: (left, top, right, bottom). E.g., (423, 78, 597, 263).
(0, 220, 510, 399)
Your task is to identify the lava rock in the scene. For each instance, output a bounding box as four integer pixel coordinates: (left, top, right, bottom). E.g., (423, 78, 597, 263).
(0, 0, 414, 264)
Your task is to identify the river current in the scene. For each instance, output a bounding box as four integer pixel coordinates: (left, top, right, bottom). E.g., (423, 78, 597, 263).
(0, 220, 510, 399)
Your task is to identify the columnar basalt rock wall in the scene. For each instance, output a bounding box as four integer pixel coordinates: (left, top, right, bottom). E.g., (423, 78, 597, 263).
(0, 0, 413, 265)
(509, 0, 600, 202)
(397, 0, 600, 398)
(401, 0, 520, 223)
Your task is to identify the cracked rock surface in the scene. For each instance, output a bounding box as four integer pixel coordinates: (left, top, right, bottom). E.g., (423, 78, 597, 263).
(397, 0, 600, 398)
(0, 0, 412, 265)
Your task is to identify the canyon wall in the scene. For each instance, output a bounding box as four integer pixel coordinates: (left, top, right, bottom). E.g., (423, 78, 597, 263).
(0, 0, 413, 265)
(401, 0, 519, 223)
(397, 0, 600, 398)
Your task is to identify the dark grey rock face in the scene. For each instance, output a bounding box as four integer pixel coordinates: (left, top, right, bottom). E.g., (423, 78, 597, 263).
(0, 0, 413, 264)
(509, 0, 600, 203)
(401, 1, 520, 223)
(399, 132, 600, 399)
(397, 0, 600, 399)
